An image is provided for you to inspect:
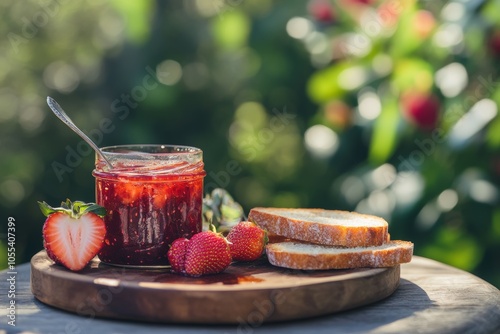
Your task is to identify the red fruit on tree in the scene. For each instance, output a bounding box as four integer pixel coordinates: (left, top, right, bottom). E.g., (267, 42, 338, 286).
(308, 0, 335, 23)
(38, 199, 107, 271)
(344, 0, 374, 6)
(378, 2, 400, 27)
(492, 157, 500, 178)
(413, 10, 436, 39)
(227, 221, 268, 262)
(488, 30, 500, 57)
(401, 92, 440, 130)
(324, 100, 352, 129)
(167, 238, 189, 274)
(183, 230, 232, 277)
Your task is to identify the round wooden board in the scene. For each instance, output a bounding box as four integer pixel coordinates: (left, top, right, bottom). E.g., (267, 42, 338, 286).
(30, 250, 400, 324)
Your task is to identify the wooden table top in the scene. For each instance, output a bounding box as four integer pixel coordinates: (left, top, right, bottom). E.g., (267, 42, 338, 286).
(0, 256, 499, 334)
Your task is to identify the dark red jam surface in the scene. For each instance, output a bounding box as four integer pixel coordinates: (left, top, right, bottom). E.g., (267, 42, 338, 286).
(93, 164, 204, 266)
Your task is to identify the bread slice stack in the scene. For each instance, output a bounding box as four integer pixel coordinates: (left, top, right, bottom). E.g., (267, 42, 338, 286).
(248, 208, 413, 270)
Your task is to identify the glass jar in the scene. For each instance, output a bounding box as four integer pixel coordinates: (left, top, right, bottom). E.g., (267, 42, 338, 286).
(92, 145, 205, 267)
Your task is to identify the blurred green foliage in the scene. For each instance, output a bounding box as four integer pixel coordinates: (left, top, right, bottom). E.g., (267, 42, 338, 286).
(1, 0, 499, 288)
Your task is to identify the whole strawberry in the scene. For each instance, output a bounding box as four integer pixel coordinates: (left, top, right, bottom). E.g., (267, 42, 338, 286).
(184, 230, 232, 276)
(38, 199, 106, 271)
(167, 238, 189, 274)
(227, 221, 268, 262)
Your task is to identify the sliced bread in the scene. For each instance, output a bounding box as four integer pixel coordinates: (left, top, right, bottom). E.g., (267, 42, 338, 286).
(266, 240, 413, 270)
(249, 208, 389, 247)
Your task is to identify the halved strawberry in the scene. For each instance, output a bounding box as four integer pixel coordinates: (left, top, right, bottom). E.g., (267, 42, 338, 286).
(38, 199, 107, 271)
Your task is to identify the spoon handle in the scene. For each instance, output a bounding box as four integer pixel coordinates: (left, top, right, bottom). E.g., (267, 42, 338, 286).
(46, 97, 113, 169)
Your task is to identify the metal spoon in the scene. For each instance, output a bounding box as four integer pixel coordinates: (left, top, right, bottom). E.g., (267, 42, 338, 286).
(46, 96, 113, 169)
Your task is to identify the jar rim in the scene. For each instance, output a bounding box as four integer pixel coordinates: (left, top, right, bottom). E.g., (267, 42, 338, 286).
(94, 144, 204, 176)
(100, 144, 202, 155)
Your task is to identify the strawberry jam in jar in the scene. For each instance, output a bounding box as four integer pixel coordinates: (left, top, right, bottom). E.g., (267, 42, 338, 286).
(93, 145, 205, 267)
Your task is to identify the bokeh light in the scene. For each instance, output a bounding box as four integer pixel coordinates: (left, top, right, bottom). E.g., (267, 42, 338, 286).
(304, 124, 339, 158)
(286, 17, 313, 40)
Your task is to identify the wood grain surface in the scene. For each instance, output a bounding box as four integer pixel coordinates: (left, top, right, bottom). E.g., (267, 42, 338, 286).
(30, 250, 400, 324)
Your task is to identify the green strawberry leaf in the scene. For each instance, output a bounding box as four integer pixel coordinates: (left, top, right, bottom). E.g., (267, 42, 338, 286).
(38, 201, 59, 217)
(220, 204, 243, 222)
(38, 199, 106, 219)
(202, 188, 245, 232)
(82, 204, 107, 217)
(60, 199, 71, 210)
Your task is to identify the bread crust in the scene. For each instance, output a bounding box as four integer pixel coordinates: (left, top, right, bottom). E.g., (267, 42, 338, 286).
(265, 240, 413, 270)
(249, 208, 389, 247)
